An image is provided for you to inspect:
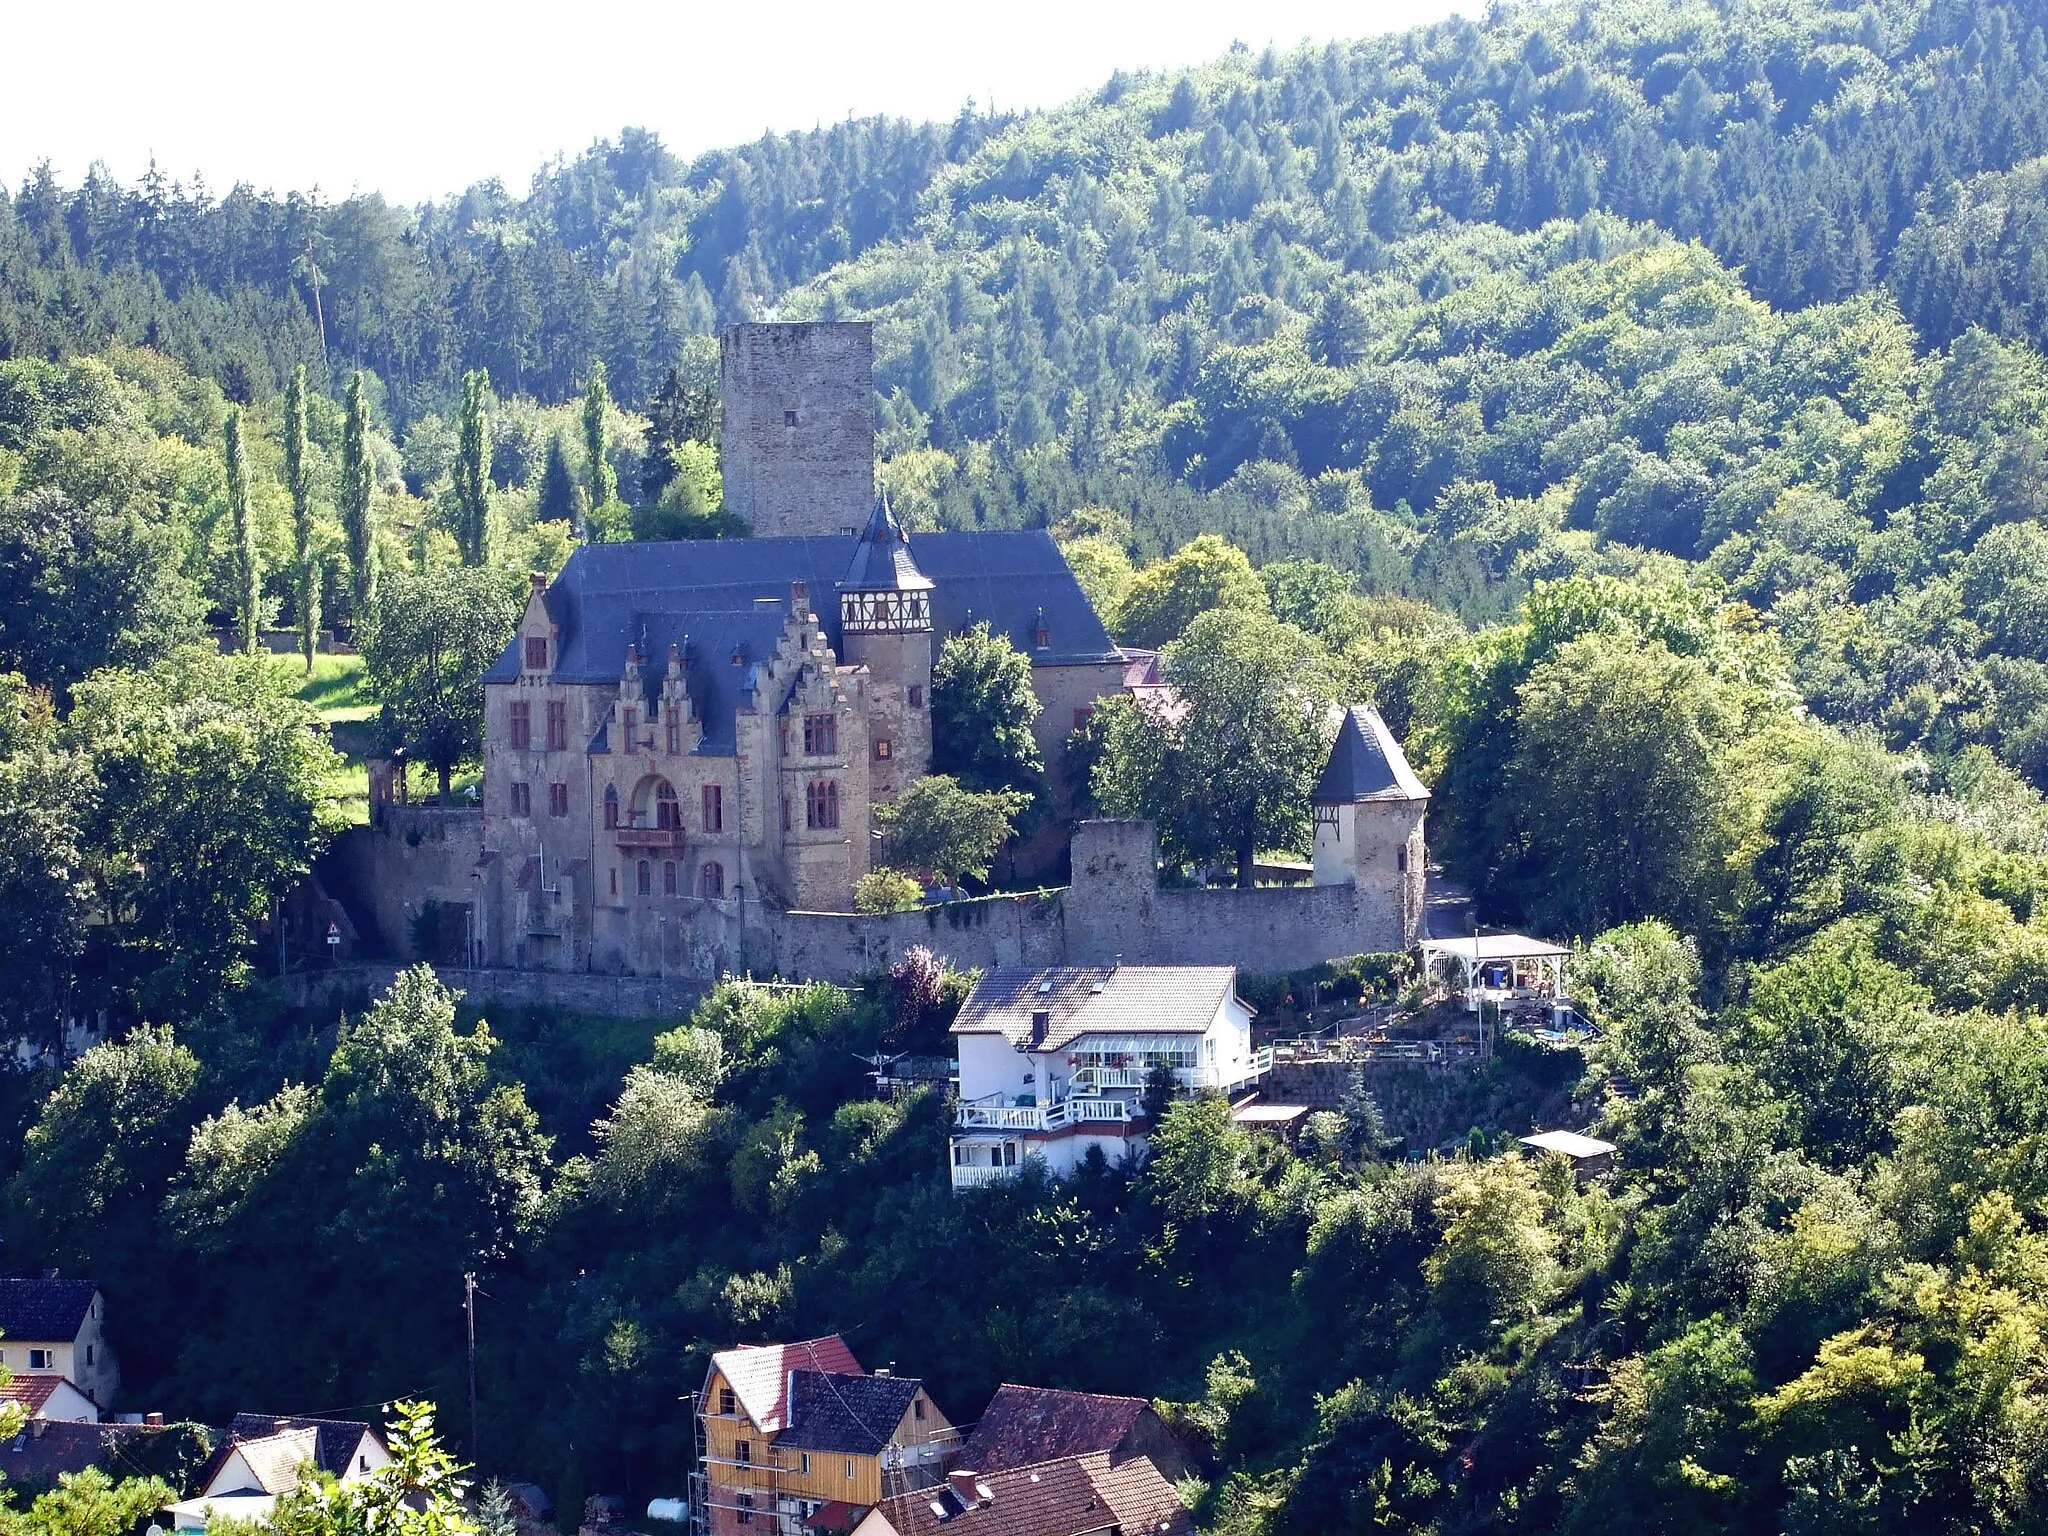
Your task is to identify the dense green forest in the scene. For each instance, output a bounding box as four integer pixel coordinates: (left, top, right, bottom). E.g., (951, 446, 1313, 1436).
(16, 0, 2048, 1533)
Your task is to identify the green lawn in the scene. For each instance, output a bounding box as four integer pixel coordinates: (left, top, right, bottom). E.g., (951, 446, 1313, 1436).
(286, 653, 377, 723)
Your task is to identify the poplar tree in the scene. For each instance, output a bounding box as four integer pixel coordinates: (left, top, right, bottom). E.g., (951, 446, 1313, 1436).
(453, 370, 493, 566)
(224, 409, 260, 653)
(582, 361, 617, 531)
(340, 371, 377, 624)
(283, 366, 319, 671)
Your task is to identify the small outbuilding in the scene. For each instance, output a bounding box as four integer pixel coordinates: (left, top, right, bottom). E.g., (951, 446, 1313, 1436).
(1518, 1129, 1618, 1177)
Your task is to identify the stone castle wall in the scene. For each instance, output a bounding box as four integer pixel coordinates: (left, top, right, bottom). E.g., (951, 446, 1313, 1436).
(719, 323, 875, 537)
(332, 816, 1420, 985)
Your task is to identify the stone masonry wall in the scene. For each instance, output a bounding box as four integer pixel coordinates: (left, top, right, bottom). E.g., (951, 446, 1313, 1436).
(719, 323, 875, 538)
(336, 813, 1419, 986)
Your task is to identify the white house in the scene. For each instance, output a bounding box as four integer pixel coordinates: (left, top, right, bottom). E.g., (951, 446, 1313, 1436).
(948, 965, 1264, 1189)
(166, 1416, 392, 1535)
(0, 1374, 100, 1423)
(0, 1277, 117, 1409)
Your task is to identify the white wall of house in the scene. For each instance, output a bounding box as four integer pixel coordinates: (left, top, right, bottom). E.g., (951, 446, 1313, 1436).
(21, 1378, 98, 1423)
(0, 1295, 117, 1409)
(957, 1033, 1033, 1103)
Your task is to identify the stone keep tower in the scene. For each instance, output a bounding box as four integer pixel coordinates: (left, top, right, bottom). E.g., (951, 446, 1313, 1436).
(1311, 706, 1431, 944)
(719, 321, 875, 537)
(838, 491, 934, 805)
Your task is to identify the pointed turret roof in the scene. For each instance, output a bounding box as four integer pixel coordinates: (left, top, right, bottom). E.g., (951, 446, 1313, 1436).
(840, 490, 933, 593)
(1312, 706, 1429, 805)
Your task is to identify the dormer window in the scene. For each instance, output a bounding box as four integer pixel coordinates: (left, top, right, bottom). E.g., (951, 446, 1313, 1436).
(525, 637, 548, 671)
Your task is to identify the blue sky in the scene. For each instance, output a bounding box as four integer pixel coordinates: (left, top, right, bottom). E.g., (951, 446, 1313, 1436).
(6, 0, 1463, 205)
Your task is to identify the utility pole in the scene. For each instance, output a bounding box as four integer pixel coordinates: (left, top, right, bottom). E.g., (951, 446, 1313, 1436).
(305, 233, 329, 372)
(465, 1272, 479, 1462)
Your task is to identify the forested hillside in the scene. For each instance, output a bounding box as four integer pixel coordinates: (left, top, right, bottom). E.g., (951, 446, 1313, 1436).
(14, 2, 2048, 1534)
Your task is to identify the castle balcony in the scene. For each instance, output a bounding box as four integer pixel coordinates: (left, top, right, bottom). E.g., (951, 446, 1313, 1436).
(614, 825, 688, 852)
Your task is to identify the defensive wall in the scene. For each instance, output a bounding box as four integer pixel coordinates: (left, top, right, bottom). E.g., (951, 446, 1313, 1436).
(325, 815, 1420, 986)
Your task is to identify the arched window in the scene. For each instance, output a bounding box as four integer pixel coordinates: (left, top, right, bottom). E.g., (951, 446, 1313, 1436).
(806, 779, 840, 829)
(656, 781, 681, 830)
(637, 860, 651, 896)
(603, 785, 620, 829)
(702, 862, 725, 899)
(663, 861, 678, 896)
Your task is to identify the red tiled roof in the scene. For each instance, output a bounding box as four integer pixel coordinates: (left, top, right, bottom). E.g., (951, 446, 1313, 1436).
(708, 1336, 862, 1432)
(959, 1386, 1149, 1475)
(0, 1374, 64, 1413)
(872, 1453, 1189, 1536)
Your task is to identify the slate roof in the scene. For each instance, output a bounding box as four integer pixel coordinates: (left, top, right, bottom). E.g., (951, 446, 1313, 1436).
(227, 1415, 383, 1478)
(481, 530, 1120, 753)
(958, 1386, 1149, 1475)
(777, 1369, 921, 1454)
(951, 967, 1244, 1053)
(708, 1336, 862, 1433)
(0, 1278, 97, 1343)
(871, 1452, 1190, 1536)
(1310, 706, 1429, 806)
(841, 494, 932, 594)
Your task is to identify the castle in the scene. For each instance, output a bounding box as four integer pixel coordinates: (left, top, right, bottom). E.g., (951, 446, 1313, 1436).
(342, 322, 1430, 983)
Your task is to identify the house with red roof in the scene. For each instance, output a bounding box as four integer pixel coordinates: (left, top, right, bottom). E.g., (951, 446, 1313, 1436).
(848, 1455, 1190, 1536)
(956, 1385, 1192, 1485)
(0, 1373, 99, 1424)
(696, 1336, 956, 1535)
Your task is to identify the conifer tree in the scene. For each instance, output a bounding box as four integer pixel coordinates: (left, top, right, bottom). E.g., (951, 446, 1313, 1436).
(582, 361, 617, 531)
(340, 371, 377, 624)
(537, 436, 581, 528)
(283, 365, 318, 671)
(224, 409, 259, 653)
(453, 370, 493, 566)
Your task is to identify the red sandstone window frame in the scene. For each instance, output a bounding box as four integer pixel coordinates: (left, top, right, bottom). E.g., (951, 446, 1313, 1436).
(806, 778, 840, 830)
(509, 781, 531, 817)
(548, 782, 568, 817)
(702, 861, 725, 898)
(665, 707, 682, 755)
(663, 861, 678, 897)
(636, 860, 651, 896)
(524, 636, 548, 671)
(702, 784, 723, 832)
(621, 707, 637, 744)
(655, 781, 681, 830)
(546, 700, 567, 751)
(603, 785, 620, 828)
(803, 712, 837, 755)
(508, 702, 531, 748)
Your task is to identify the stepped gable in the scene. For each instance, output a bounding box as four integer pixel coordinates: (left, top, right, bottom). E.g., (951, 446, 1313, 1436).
(958, 1384, 1150, 1474)
(777, 1369, 922, 1454)
(709, 1335, 862, 1433)
(1312, 705, 1429, 805)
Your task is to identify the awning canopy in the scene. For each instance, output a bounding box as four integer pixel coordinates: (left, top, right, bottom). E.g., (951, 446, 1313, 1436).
(1421, 935, 1570, 963)
(1519, 1129, 1617, 1160)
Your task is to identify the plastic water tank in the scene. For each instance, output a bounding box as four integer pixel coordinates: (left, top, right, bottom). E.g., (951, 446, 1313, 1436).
(645, 1499, 689, 1524)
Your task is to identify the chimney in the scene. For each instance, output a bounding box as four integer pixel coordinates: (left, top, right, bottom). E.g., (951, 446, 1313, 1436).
(144, 1412, 164, 1427)
(947, 1471, 982, 1506)
(791, 580, 810, 612)
(528, 571, 547, 598)
(1032, 608, 1049, 649)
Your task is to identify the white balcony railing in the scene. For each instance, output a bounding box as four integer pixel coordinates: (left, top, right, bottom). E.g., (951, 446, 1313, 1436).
(955, 1095, 1133, 1131)
(1069, 1048, 1273, 1098)
(950, 1163, 1019, 1189)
